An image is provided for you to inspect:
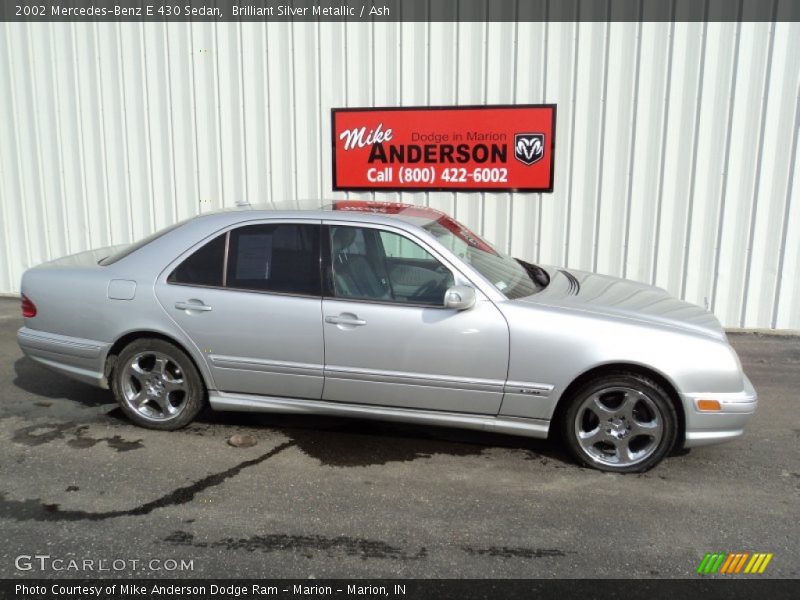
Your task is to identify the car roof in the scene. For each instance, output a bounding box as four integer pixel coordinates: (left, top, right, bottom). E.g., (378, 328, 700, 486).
(191, 200, 443, 231)
(187, 200, 499, 255)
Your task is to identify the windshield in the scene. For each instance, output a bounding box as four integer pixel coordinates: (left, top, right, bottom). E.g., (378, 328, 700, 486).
(420, 219, 547, 300)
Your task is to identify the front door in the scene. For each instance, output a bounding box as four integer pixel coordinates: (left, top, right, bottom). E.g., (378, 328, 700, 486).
(321, 223, 509, 414)
(155, 220, 325, 399)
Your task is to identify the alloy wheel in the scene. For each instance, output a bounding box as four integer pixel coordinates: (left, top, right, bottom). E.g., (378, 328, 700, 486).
(573, 386, 664, 467)
(120, 351, 188, 421)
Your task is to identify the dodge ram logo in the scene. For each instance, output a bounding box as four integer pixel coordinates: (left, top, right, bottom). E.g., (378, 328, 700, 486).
(514, 133, 545, 166)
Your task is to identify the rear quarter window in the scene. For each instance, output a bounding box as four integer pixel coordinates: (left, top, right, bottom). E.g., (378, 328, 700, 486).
(167, 234, 227, 287)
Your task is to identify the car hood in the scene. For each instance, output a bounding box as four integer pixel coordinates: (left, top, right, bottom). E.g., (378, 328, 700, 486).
(516, 267, 726, 340)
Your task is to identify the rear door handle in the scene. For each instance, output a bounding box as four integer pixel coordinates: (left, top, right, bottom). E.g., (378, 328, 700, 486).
(325, 315, 367, 326)
(175, 301, 213, 312)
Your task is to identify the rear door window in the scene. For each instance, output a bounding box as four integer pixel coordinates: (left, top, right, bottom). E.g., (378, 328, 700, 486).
(227, 223, 321, 296)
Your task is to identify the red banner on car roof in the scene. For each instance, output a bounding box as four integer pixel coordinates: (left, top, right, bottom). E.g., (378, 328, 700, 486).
(331, 105, 556, 193)
(331, 200, 498, 254)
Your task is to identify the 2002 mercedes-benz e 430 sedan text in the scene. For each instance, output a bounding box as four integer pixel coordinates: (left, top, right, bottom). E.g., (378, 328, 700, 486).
(17, 201, 757, 472)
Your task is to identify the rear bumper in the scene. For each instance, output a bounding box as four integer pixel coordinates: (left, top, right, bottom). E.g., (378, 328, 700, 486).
(682, 374, 757, 448)
(17, 327, 109, 388)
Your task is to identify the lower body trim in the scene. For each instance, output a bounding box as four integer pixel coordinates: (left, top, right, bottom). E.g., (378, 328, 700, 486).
(209, 391, 550, 439)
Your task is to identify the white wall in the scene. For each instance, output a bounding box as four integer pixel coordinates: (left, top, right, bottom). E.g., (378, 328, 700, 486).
(1, 21, 799, 328)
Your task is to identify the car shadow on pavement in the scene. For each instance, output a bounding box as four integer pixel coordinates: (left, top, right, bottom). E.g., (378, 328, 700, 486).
(12, 357, 114, 408)
(11, 357, 576, 469)
(196, 410, 577, 469)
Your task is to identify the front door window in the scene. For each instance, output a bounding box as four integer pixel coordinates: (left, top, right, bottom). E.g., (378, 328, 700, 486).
(329, 226, 454, 306)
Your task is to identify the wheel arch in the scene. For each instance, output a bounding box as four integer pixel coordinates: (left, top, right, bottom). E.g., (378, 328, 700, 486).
(103, 330, 212, 391)
(549, 362, 685, 445)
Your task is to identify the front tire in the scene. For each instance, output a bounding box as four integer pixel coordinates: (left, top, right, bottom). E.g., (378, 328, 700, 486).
(111, 338, 206, 430)
(561, 372, 678, 473)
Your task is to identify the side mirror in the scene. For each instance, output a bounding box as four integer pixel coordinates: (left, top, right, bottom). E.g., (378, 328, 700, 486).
(444, 285, 476, 310)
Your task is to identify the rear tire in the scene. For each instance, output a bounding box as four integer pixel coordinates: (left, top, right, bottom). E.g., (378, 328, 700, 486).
(560, 372, 678, 473)
(111, 338, 206, 430)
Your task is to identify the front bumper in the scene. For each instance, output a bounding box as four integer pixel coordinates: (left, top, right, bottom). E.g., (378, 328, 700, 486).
(17, 327, 110, 388)
(682, 374, 758, 448)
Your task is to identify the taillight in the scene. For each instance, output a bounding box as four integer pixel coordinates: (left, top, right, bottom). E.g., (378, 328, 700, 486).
(21, 294, 37, 318)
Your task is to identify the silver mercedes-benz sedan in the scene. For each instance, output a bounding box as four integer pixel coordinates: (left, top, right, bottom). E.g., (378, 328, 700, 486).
(17, 201, 756, 472)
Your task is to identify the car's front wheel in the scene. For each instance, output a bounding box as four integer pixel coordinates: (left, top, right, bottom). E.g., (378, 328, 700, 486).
(112, 338, 206, 430)
(561, 372, 678, 473)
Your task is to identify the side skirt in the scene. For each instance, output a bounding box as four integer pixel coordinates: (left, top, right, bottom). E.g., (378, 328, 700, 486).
(209, 391, 550, 439)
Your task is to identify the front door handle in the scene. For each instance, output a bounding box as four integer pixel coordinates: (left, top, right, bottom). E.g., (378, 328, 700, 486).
(175, 300, 213, 312)
(325, 314, 367, 326)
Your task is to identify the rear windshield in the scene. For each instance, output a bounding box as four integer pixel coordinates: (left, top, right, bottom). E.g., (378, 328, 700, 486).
(98, 220, 187, 266)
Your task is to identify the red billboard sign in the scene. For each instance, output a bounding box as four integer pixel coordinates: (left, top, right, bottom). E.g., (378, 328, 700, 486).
(331, 105, 556, 192)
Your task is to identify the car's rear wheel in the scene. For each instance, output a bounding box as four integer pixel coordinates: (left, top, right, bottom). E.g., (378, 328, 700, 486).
(112, 338, 205, 430)
(561, 372, 678, 473)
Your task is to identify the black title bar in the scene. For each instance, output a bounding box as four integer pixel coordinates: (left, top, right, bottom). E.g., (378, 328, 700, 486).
(3, 0, 800, 23)
(2, 579, 799, 600)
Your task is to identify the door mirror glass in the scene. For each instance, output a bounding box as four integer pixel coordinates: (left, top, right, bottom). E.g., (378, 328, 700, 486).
(443, 285, 476, 310)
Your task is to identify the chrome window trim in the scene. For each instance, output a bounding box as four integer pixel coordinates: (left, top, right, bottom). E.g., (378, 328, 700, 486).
(166, 281, 322, 302)
(320, 294, 459, 310)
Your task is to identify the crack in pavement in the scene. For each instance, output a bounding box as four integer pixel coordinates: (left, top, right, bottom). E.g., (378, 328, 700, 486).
(461, 545, 569, 559)
(0, 441, 295, 522)
(160, 532, 568, 562)
(162, 530, 428, 561)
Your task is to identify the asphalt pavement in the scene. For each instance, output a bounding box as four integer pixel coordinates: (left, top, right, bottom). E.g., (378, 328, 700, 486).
(0, 297, 797, 578)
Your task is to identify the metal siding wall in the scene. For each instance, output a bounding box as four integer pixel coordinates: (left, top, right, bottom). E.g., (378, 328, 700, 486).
(0, 19, 799, 329)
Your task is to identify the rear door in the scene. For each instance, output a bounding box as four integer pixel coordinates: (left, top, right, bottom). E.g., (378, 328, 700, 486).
(155, 220, 325, 399)
(321, 222, 509, 414)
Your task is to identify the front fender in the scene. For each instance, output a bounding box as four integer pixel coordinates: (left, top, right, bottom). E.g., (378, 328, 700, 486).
(496, 302, 746, 421)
